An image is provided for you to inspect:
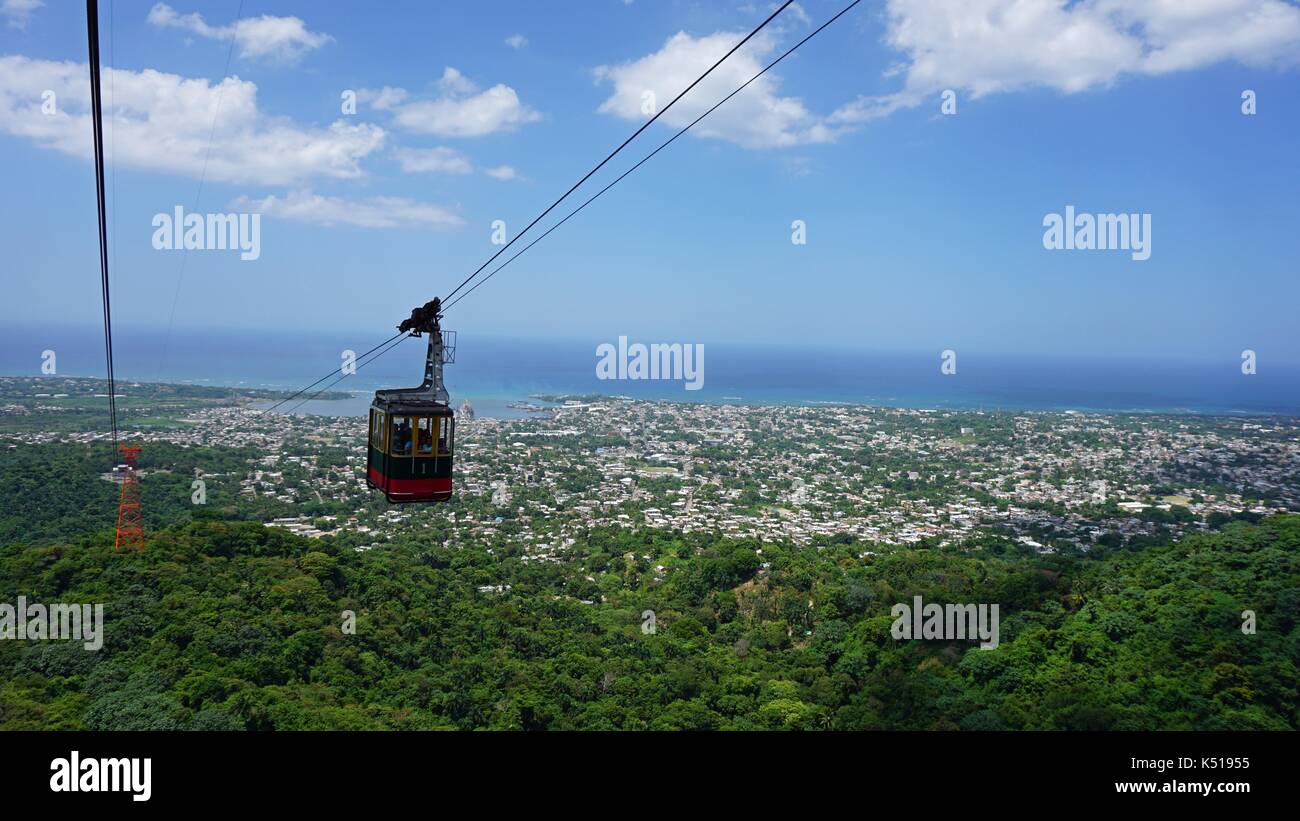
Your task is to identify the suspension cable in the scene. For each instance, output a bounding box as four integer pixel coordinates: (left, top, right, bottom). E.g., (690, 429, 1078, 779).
(259, 331, 406, 414)
(440, 0, 793, 305)
(444, 0, 864, 312)
(265, 0, 865, 409)
(283, 333, 412, 414)
(86, 0, 117, 444)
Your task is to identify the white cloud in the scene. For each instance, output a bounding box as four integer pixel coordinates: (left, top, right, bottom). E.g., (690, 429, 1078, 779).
(359, 86, 409, 110)
(232, 190, 464, 229)
(595, 30, 843, 149)
(394, 146, 473, 174)
(372, 67, 542, 138)
(435, 67, 478, 96)
(1100, 0, 1300, 75)
(834, 0, 1300, 124)
(2, 0, 42, 30)
(0, 55, 385, 185)
(505, 33, 528, 49)
(146, 2, 332, 65)
(393, 145, 523, 180)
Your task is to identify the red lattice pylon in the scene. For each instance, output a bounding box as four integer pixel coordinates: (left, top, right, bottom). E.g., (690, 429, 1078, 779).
(115, 444, 144, 551)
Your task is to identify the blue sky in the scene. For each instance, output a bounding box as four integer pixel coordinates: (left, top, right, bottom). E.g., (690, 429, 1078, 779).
(1, 0, 1298, 363)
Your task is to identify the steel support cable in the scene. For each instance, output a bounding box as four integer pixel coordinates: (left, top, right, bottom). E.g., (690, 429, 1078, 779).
(259, 331, 406, 414)
(440, 0, 794, 304)
(304, 0, 861, 413)
(443, 0, 864, 313)
(86, 0, 117, 444)
(283, 332, 412, 414)
(267, 0, 844, 412)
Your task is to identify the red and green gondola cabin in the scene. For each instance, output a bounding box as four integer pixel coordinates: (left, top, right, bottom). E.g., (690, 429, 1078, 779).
(366, 296, 457, 503)
(366, 400, 454, 502)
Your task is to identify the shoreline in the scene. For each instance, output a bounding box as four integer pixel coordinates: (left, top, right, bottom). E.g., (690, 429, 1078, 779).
(7, 373, 1300, 421)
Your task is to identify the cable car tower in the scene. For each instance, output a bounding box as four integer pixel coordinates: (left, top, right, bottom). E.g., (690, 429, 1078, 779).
(365, 298, 458, 503)
(114, 445, 144, 551)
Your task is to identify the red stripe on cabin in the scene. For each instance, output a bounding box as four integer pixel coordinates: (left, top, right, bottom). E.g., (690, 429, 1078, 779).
(368, 466, 451, 497)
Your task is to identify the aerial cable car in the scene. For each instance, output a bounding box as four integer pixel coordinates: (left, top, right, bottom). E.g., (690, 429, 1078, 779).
(366, 298, 457, 503)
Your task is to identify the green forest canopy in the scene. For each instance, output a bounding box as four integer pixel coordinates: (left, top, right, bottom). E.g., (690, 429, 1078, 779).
(2, 512, 1297, 730)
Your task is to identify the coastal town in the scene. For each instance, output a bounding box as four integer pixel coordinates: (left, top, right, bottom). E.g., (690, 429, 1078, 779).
(3, 376, 1295, 557)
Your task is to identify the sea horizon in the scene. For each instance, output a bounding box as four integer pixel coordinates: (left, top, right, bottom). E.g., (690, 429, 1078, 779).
(4, 322, 1299, 419)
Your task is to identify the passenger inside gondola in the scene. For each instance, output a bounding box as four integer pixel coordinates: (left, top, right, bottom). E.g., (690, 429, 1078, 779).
(393, 418, 412, 454)
(417, 417, 434, 454)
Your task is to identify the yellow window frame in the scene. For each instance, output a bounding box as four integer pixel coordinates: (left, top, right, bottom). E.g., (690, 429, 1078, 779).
(371, 410, 388, 453)
(438, 416, 453, 455)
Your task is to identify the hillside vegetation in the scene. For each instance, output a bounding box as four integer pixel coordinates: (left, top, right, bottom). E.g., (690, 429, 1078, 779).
(2, 514, 1297, 730)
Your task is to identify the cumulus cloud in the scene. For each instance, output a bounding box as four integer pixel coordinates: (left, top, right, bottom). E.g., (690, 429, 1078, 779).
(232, 190, 464, 229)
(146, 2, 332, 65)
(505, 33, 528, 49)
(594, 30, 842, 149)
(367, 67, 542, 138)
(393, 145, 522, 180)
(833, 0, 1300, 124)
(394, 146, 473, 174)
(2, 0, 43, 30)
(0, 55, 384, 185)
(358, 86, 409, 110)
(1099, 0, 1300, 75)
